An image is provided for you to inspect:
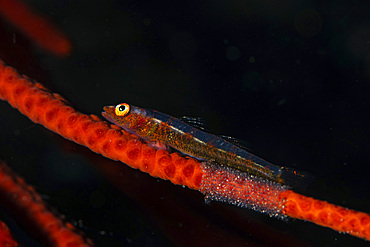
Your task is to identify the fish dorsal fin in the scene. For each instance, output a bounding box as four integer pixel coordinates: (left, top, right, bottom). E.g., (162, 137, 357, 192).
(219, 135, 251, 151)
(180, 116, 208, 131)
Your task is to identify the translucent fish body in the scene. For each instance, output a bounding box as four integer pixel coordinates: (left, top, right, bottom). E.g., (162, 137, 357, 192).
(102, 103, 313, 187)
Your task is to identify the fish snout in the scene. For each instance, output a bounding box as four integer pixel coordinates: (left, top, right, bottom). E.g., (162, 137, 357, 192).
(102, 105, 116, 121)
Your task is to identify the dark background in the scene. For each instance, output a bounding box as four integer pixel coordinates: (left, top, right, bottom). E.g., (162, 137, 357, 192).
(0, 0, 369, 246)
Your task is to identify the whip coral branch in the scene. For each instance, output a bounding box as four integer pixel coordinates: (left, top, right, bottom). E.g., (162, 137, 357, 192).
(0, 59, 204, 190)
(0, 219, 17, 247)
(0, 59, 369, 241)
(0, 0, 71, 56)
(0, 160, 94, 247)
(280, 190, 370, 241)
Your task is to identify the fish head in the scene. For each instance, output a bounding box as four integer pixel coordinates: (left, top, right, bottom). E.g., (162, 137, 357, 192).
(102, 103, 148, 134)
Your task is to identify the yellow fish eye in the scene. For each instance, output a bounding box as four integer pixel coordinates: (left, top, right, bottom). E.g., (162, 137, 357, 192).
(115, 103, 130, 116)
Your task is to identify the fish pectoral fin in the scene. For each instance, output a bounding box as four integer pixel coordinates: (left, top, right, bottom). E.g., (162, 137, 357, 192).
(147, 141, 169, 150)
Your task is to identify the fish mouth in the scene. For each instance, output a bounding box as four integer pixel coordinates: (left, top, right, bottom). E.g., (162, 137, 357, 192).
(101, 105, 115, 123)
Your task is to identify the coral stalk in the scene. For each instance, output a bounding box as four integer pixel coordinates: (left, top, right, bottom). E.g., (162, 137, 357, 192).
(280, 190, 370, 240)
(0, 59, 203, 190)
(0, 219, 17, 247)
(0, 160, 94, 246)
(0, 0, 71, 56)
